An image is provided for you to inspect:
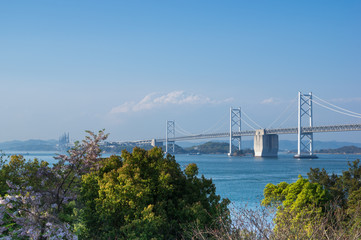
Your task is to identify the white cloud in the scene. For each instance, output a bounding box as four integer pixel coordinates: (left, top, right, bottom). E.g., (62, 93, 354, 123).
(110, 91, 233, 114)
(110, 102, 135, 113)
(261, 97, 280, 105)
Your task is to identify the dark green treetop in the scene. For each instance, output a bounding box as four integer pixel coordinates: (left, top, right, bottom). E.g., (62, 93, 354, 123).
(78, 147, 230, 240)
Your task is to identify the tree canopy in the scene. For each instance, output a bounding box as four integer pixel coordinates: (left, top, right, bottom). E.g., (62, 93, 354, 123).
(262, 159, 361, 238)
(78, 147, 230, 239)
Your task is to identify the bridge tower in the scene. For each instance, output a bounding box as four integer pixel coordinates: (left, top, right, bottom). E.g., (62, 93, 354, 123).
(166, 120, 175, 154)
(228, 107, 241, 156)
(294, 92, 317, 158)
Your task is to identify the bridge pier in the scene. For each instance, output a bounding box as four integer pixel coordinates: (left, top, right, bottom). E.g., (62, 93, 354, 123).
(151, 139, 163, 147)
(254, 129, 278, 157)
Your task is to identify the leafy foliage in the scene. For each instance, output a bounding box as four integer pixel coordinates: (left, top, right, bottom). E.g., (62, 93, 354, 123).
(262, 159, 361, 238)
(78, 147, 230, 239)
(262, 176, 330, 236)
(0, 155, 49, 197)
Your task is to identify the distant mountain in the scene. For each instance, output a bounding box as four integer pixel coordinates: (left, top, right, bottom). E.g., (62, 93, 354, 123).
(313, 141, 361, 150)
(178, 140, 255, 149)
(185, 142, 230, 154)
(279, 140, 361, 152)
(0, 139, 58, 151)
(185, 141, 253, 155)
(316, 146, 361, 154)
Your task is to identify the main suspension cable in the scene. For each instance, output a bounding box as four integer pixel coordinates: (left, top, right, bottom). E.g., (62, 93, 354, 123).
(241, 118, 257, 130)
(175, 123, 197, 136)
(312, 99, 361, 119)
(199, 112, 229, 134)
(241, 110, 263, 129)
(277, 108, 297, 128)
(313, 94, 361, 117)
(267, 98, 297, 129)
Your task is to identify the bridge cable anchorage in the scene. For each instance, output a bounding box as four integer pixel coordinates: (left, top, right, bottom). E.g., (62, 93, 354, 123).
(312, 99, 361, 119)
(241, 109, 263, 129)
(267, 98, 297, 129)
(313, 94, 361, 117)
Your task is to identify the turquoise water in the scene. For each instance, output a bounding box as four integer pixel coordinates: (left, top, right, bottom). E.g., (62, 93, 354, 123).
(174, 153, 358, 208)
(5, 151, 359, 208)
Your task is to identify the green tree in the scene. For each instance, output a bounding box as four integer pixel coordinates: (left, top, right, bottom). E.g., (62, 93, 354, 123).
(0, 155, 49, 197)
(307, 159, 361, 209)
(307, 167, 344, 204)
(78, 147, 230, 239)
(262, 159, 361, 238)
(262, 176, 330, 237)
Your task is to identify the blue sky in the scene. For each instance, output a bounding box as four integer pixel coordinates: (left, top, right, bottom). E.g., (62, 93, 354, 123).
(0, 1, 360, 143)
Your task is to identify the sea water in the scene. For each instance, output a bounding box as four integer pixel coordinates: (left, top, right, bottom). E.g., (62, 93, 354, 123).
(174, 153, 358, 209)
(5, 151, 359, 209)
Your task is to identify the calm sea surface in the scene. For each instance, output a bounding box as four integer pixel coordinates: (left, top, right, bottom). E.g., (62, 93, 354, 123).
(5, 151, 360, 208)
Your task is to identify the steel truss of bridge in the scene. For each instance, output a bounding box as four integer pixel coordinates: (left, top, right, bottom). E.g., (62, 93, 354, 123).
(133, 123, 361, 145)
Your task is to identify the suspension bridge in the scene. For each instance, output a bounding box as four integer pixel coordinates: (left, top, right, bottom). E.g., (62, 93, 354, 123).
(130, 92, 361, 158)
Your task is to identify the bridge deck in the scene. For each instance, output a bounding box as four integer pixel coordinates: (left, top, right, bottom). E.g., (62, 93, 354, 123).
(132, 124, 361, 144)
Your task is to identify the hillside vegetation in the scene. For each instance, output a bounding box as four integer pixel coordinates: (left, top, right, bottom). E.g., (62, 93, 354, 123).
(185, 141, 253, 155)
(316, 145, 361, 154)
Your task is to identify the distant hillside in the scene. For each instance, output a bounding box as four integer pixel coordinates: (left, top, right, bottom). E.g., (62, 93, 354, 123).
(316, 146, 361, 154)
(0, 139, 58, 151)
(279, 140, 361, 151)
(186, 142, 229, 154)
(185, 141, 253, 155)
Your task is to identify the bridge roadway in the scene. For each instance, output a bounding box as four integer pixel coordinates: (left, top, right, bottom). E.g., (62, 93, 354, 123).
(133, 123, 361, 145)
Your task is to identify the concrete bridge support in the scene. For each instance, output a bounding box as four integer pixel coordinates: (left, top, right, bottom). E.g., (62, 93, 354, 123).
(151, 139, 163, 147)
(254, 129, 278, 157)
